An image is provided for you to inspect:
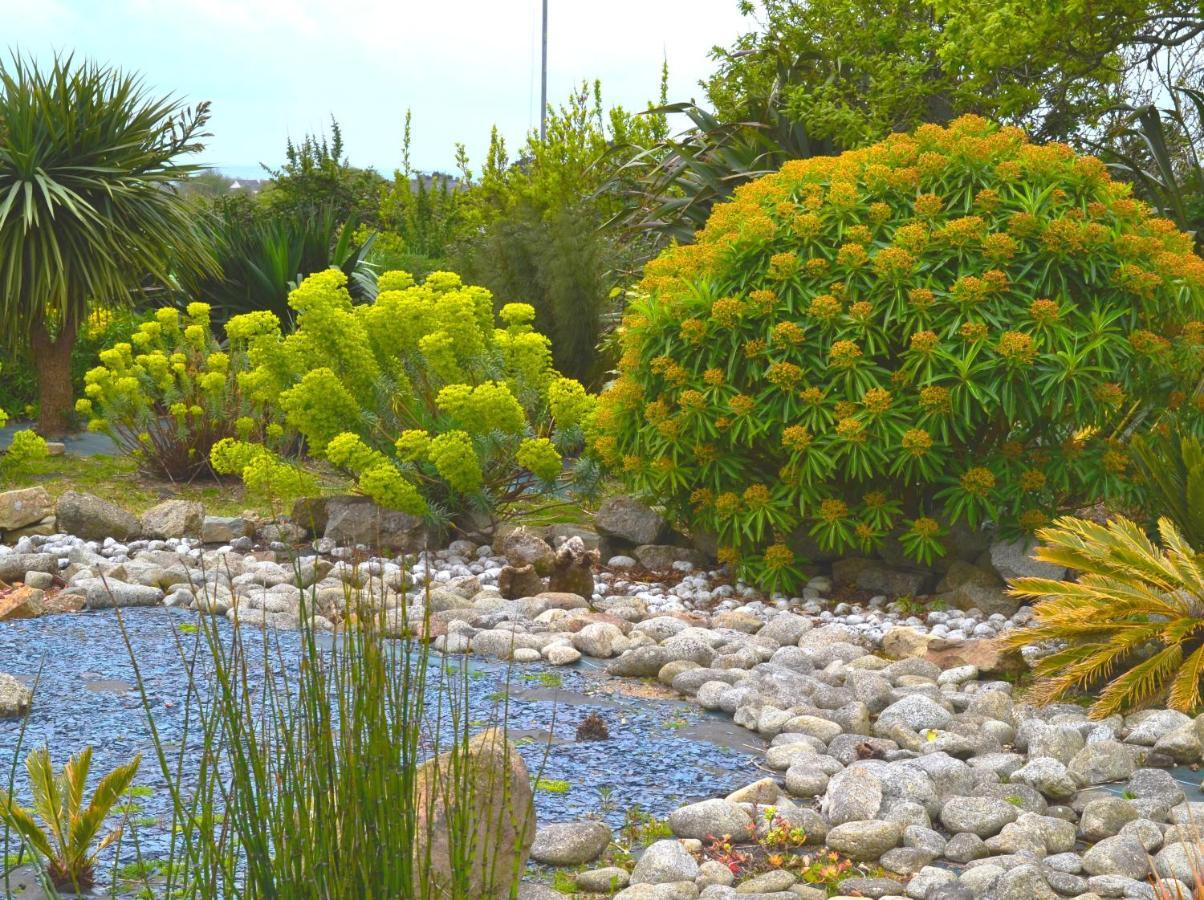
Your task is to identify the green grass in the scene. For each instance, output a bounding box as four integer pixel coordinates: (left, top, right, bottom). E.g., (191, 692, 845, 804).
(535, 778, 570, 794)
(550, 870, 578, 893)
(0, 452, 340, 518)
(519, 671, 563, 688)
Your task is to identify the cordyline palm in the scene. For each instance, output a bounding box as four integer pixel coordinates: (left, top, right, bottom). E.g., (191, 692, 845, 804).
(0, 747, 140, 891)
(1001, 515, 1204, 719)
(0, 53, 216, 436)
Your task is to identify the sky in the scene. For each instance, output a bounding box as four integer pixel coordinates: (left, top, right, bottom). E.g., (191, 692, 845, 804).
(3, 0, 752, 178)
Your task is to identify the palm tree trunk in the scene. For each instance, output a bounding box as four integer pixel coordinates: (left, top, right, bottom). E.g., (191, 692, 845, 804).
(30, 313, 78, 439)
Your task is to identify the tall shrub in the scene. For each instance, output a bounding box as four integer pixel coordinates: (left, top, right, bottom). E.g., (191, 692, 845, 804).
(594, 116, 1204, 591)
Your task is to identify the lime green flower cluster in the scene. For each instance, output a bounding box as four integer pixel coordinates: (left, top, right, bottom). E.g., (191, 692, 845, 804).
(213, 268, 593, 522)
(80, 303, 289, 479)
(596, 117, 1204, 592)
(209, 438, 317, 501)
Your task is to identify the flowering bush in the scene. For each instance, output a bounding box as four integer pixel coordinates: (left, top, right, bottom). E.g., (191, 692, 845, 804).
(78, 303, 288, 479)
(211, 269, 595, 526)
(594, 116, 1204, 591)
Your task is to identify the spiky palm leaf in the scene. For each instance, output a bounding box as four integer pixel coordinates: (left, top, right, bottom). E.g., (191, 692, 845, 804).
(0, 747, 140, 890)
(1001, 514, 1204, 718)
(1131, 429, 1204, 548)
(0, 52, 216, 431)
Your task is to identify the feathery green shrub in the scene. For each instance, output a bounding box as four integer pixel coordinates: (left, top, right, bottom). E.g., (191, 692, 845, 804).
(594, 116, 1204, 592)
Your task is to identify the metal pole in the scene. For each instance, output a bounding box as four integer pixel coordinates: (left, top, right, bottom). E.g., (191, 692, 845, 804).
(540, 0, 548, 141)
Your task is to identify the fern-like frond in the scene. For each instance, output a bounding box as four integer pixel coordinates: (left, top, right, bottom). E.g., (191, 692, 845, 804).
(69, 753, 140, 866)
(1168, 642, 1204, 712)
(0, 790, 54, 860)
(25, 748, 66, 856)
(1093, 643, 1183, 719)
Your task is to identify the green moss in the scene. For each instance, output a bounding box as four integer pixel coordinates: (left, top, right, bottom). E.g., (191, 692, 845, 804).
(534, 778, 570, 794)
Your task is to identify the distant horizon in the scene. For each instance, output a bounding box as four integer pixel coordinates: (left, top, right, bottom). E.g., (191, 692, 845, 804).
(3, 0, 748, 176)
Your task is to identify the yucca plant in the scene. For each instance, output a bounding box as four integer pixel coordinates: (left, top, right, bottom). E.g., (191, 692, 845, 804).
(1002, 514, 1204, 718)
(1131, 427, 1204, 548)
(0, 747, 141, 891)
(1107, 86, 1204, 250)
(0, 53, 215, 436)
(183, 204, 378, 330)
(603, 57, 832, 248)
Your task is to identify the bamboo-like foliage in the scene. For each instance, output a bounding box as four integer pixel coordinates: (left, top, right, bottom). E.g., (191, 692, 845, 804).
(0, 747, 140, 891)
(1001, 514, 1204, 718)
(0, 53, 215, 347)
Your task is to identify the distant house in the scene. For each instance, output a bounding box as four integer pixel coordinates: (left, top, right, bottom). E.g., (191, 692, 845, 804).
(229, 179, 268, 195)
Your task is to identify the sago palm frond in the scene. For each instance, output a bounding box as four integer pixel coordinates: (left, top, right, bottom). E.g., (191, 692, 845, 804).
(0, 747, 140, 890)
(1003, 513, 1204, 717)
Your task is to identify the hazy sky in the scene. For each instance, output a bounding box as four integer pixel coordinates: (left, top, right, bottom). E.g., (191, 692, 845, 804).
(3, 0, 751, 177)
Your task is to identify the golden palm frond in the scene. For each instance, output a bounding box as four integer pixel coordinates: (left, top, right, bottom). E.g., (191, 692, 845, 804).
(1001, 514, 1204, 718)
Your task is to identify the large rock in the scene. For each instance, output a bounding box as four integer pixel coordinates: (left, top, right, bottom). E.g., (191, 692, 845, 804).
(140, 499, 204, 539)
(1155, 839, 1204, 882)
(668, 799, 754, 841)
(0, 487, 53, 531)
(499, 527, 556, 574)
(823, 767, 883, 825)
(1069, 740, 1136, 785)
(0, 585, 45, 621)
(881, 626, 931, 660)
(547, 536, 598, 597)
(0, 552, 56, 583)
(595, 496, 667, 546)
(630, 839, 699, 884)
(72, 578, 164, 610)
(530, 821, 611, 866)
(925, 640, 1026, 677)
(498, 564, 545, 600)
(633, 545, 707, 572)
(875, 695, 953, 733)
(1081, 834, 1150, 879)
(831, 557, 928, 598)
(987, 538, 1067, 583)
(323, 496, 429, 552)
(935, 560, 1016, 616)
(0, 673, 32, 718)
(938, 796, 1018, 838)
(825, 820, 903, 861)
(55, 491, 140, 541)
(413, 728, 535, 898)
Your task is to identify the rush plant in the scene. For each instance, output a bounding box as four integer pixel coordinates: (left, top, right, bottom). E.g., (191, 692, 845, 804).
(594, 116, 1204, 591)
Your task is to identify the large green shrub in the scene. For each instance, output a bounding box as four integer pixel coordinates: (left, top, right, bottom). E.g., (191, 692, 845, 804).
(211, 269, 595, 529)
(594, 116, 1204, 592)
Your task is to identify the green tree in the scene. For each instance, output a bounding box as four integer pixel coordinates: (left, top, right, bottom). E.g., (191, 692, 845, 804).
(0, 54, 215, 436)
(372, 109, 469, 270)
(260, 117, 385, 226)
(707, 0, 1141, 150)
